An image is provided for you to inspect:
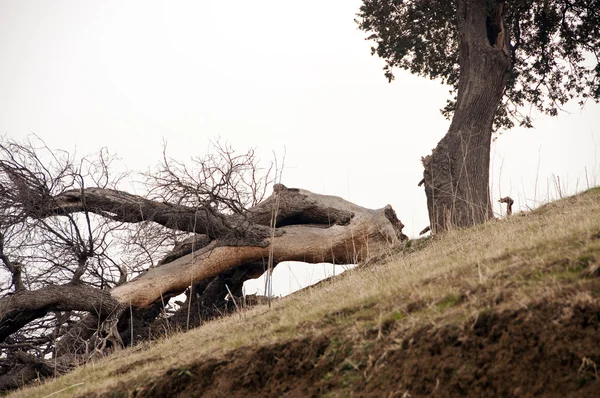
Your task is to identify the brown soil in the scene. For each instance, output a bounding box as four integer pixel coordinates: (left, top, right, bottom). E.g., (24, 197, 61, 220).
(89, 284, 600, 398)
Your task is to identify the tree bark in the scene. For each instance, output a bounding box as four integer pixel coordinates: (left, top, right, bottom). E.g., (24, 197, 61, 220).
(111, 185, 405, 307)
(43, 188, 254, 240)
(422, 0, 511, 233)
(0, 284, 121, 343)
(0, 184, 405, 391)
(0, 184, 406, 347)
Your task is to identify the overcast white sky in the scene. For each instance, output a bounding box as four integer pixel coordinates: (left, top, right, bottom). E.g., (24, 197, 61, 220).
(1, 1, 598, 295)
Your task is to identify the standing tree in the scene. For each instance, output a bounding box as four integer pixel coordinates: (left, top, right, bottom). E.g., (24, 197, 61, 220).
(356, 0, 600, 232)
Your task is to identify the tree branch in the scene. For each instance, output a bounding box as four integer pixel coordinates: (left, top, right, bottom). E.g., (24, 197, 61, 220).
(0, 284, 121, 343)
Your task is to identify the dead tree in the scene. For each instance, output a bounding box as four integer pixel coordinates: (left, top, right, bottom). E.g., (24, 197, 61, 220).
(0, 137, 407, 391)
(498, 196, 514, 216)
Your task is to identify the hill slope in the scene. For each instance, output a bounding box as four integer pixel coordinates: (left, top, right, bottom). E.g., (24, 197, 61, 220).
(11, 189, 600, 397)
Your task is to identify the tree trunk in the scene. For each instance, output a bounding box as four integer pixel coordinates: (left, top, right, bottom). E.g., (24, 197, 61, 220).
(422, 0, 511, 233)
(111, 185, 406, 307)
(7, 183, 405, 308)
(0, 184, 405, 335)
(0, 184, 406, 391)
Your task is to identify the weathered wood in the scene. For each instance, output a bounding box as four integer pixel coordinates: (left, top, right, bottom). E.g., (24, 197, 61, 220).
(45, 188, 258, 240)
(0, 184, 406, 392)
(0, 185, 406, 333)
(0, 284, 121, 343)
(112, 186, 406, 307)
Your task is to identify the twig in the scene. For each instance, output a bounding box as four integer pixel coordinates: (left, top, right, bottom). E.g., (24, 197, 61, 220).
(225, 284, 240, 312)
(41, 382, 85, 398)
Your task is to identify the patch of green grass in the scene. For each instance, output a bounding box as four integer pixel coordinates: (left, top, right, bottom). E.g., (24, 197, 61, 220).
(436, 294, 461, 312)
(569, 264, 588, 274)
(389, 311, 406, 321)
(549, 266, 587, 281)
(577, 254, 596, 268)
(272, 324, 297, 337)
(577, 375, 594, 389)
(341, 361, 357, 372)
(341, 370, 362, 387)
(586, 186, 600, 194)
(376, 310, 407, 329)
(176, 368, 192, 378)
(402, 236, 432, 253)
(325, 337, 351, 361)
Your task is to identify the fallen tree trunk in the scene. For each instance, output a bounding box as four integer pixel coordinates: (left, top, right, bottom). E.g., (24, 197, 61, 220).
(0, 184, 406, 391)
(0, 139, 410, 391)
(112, 184, 406, 307)
(7, 183, 405, 309)
(1, 184, 406, 333)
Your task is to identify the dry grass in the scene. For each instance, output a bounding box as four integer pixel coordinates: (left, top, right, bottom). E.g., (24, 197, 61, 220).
(10, 187, 600, 397)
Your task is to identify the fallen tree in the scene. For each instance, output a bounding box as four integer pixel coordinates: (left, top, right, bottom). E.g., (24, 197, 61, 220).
(0, 138, 406, 391)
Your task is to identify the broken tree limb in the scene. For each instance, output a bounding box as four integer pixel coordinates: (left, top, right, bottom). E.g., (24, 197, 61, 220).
(498, 196, 514, 216)
(0, 184, 406, 391)
(0, 185, 406, 391)
(0, 141, 409, 391)
(0, 185, 406, 336)
(0, 284, 121, 343)
(112, 186, 406, 307)
(24, 184, 357, 244)
(43, 188, 247, 240)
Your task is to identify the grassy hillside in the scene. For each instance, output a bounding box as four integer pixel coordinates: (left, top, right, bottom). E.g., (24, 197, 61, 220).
(11, 188, 600, 397)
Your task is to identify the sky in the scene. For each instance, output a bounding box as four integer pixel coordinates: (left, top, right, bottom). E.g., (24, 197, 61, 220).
(1, 0, 599, 295)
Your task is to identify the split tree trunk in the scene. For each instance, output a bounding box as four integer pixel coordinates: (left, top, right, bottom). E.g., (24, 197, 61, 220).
(0, 185, 406, 335)
(111, 184, 406, 307)
(422, 0, 511, 233)
(0, 184, 406, 390)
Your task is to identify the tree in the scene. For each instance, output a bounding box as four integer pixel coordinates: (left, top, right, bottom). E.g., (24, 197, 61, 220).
(356, 0, 600, 232)
(0, 137, 407, 391)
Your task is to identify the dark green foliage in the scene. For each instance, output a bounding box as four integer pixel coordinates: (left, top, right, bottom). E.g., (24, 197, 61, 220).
(356, 0, 600, 130)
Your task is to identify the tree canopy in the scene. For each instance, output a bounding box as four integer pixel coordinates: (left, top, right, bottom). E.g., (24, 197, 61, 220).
(356, 0, 600, 130)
